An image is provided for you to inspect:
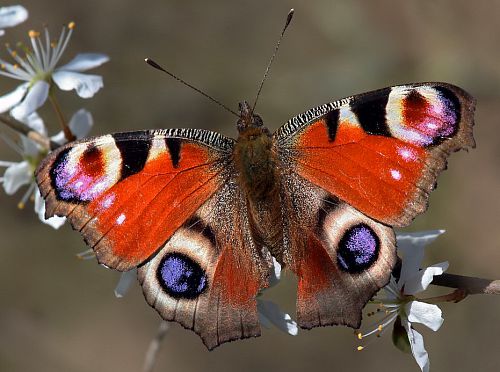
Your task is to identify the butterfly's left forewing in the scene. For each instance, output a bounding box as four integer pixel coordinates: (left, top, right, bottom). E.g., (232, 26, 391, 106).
(36, 128, 273, 349)
(36, 129, 233, 271)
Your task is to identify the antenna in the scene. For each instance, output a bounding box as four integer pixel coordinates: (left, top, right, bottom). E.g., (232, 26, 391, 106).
(251, 8, 294, 113)
(145, 58, 239, 117)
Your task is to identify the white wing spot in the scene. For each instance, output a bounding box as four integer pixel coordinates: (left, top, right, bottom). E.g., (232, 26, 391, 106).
(390, 169, 402, 180)
(398, 147, 416, 161)
(101, 193, 115, 209)
(116, 213, 126, 225)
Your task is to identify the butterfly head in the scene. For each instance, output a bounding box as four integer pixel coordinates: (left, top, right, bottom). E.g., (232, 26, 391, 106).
(237, 101, 265, 134)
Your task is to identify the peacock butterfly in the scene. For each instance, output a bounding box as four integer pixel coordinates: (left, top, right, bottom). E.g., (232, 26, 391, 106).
(34, 12, 475, 351)
(35, 82, 475, 349)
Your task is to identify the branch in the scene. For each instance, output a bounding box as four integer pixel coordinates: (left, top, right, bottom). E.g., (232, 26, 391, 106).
(0, 113, 58, 150)
(432, 273, 500, 295)
(143, 321, 170, 372)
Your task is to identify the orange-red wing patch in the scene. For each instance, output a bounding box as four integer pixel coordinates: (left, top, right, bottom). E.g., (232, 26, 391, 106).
(276, 83, 475, 227)
(295, 121, 428, 225)
(36, 129, 233, 271)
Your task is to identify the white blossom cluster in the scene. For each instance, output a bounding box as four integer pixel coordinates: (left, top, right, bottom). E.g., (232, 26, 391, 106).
(0, 5, 108, 227)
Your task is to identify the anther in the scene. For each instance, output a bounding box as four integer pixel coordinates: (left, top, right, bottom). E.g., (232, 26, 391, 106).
(357, 346, 364, 351)
(17, 201, 25, 209)
(357, 333, 362, 340)
(68, 21, 75, 29)
(28, 30, 40, 38)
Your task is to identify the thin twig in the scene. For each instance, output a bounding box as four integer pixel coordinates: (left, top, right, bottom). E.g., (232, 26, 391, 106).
(0, 113, 56, 150)
(48, 92, 75, 142)
(143, 321, 170, 372)
(432, 273, 500, 295)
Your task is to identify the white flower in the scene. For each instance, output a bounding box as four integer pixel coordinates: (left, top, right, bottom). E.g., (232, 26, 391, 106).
(0, 109, 93, 228)
(114, 258, 299, 336)
(257, 258, 298, 336)
(0, 22, 108, 120)
(357, 230, 448, 372)
(0, 5, 28, 36)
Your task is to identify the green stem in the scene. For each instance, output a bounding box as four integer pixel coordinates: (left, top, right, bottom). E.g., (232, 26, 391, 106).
(420, 289, 468, 304)
(0, 114, 56, 150)
(48, 91, 74, 142)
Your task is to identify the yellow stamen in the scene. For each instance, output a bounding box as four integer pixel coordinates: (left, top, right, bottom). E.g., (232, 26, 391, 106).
(377, 325, 383, 331)
(11, 50, 17, 58)
(17, 201, 25, 209)
(13, 64, 18, 69)
(50, 41, 56, 48)
(1, 64, 5, 69)
(357, 346, 364, 351)
(357, 333, 362, 340)
(76, 249, 95, 260)
(28, 30, 40, 38)
(68, 21, 76, 29)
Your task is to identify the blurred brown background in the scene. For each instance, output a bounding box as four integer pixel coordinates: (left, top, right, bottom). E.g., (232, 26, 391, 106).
(0, 0, 499, 371)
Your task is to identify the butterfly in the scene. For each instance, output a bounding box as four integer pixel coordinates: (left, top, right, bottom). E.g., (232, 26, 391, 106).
(35, 82, 475, 349)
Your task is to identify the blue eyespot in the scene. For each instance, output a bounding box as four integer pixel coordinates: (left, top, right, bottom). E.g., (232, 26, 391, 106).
(337, 224, 379, 273)
(157, 252, 208, 299)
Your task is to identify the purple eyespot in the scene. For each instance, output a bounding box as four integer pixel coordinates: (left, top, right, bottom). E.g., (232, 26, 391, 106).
(337, 224, 379, 273)
(157, 252, 207, 299)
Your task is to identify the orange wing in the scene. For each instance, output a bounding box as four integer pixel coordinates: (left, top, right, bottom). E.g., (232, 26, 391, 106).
(273, 83, 475, 330)
(36, 129, 234, 271)
(274, 83, 475, 227)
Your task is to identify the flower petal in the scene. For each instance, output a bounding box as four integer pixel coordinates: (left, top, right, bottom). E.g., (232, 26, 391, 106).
(52, 71, 104, 98)
(0, 83, 29, 113)
(69, 108, 93, 138)
(34, 189, 66, 229)
(402, 321, 430, 372)
(51, 109, 93, 144)
(396, 230, 445, 289)
(2, 161, 31, 194)
(57, 53, 109, 72)
(0, 6, 28, 29)
(404, 261, 449, 295)
(11, 81, 50, 120)
(257, 299, 298, 336)
(16, 113, 47, 155)
(405, 300, 444, 331)
(114, 269, 137, 298)
(21, 111, 47, 135)
(268, 257, 282, 288)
